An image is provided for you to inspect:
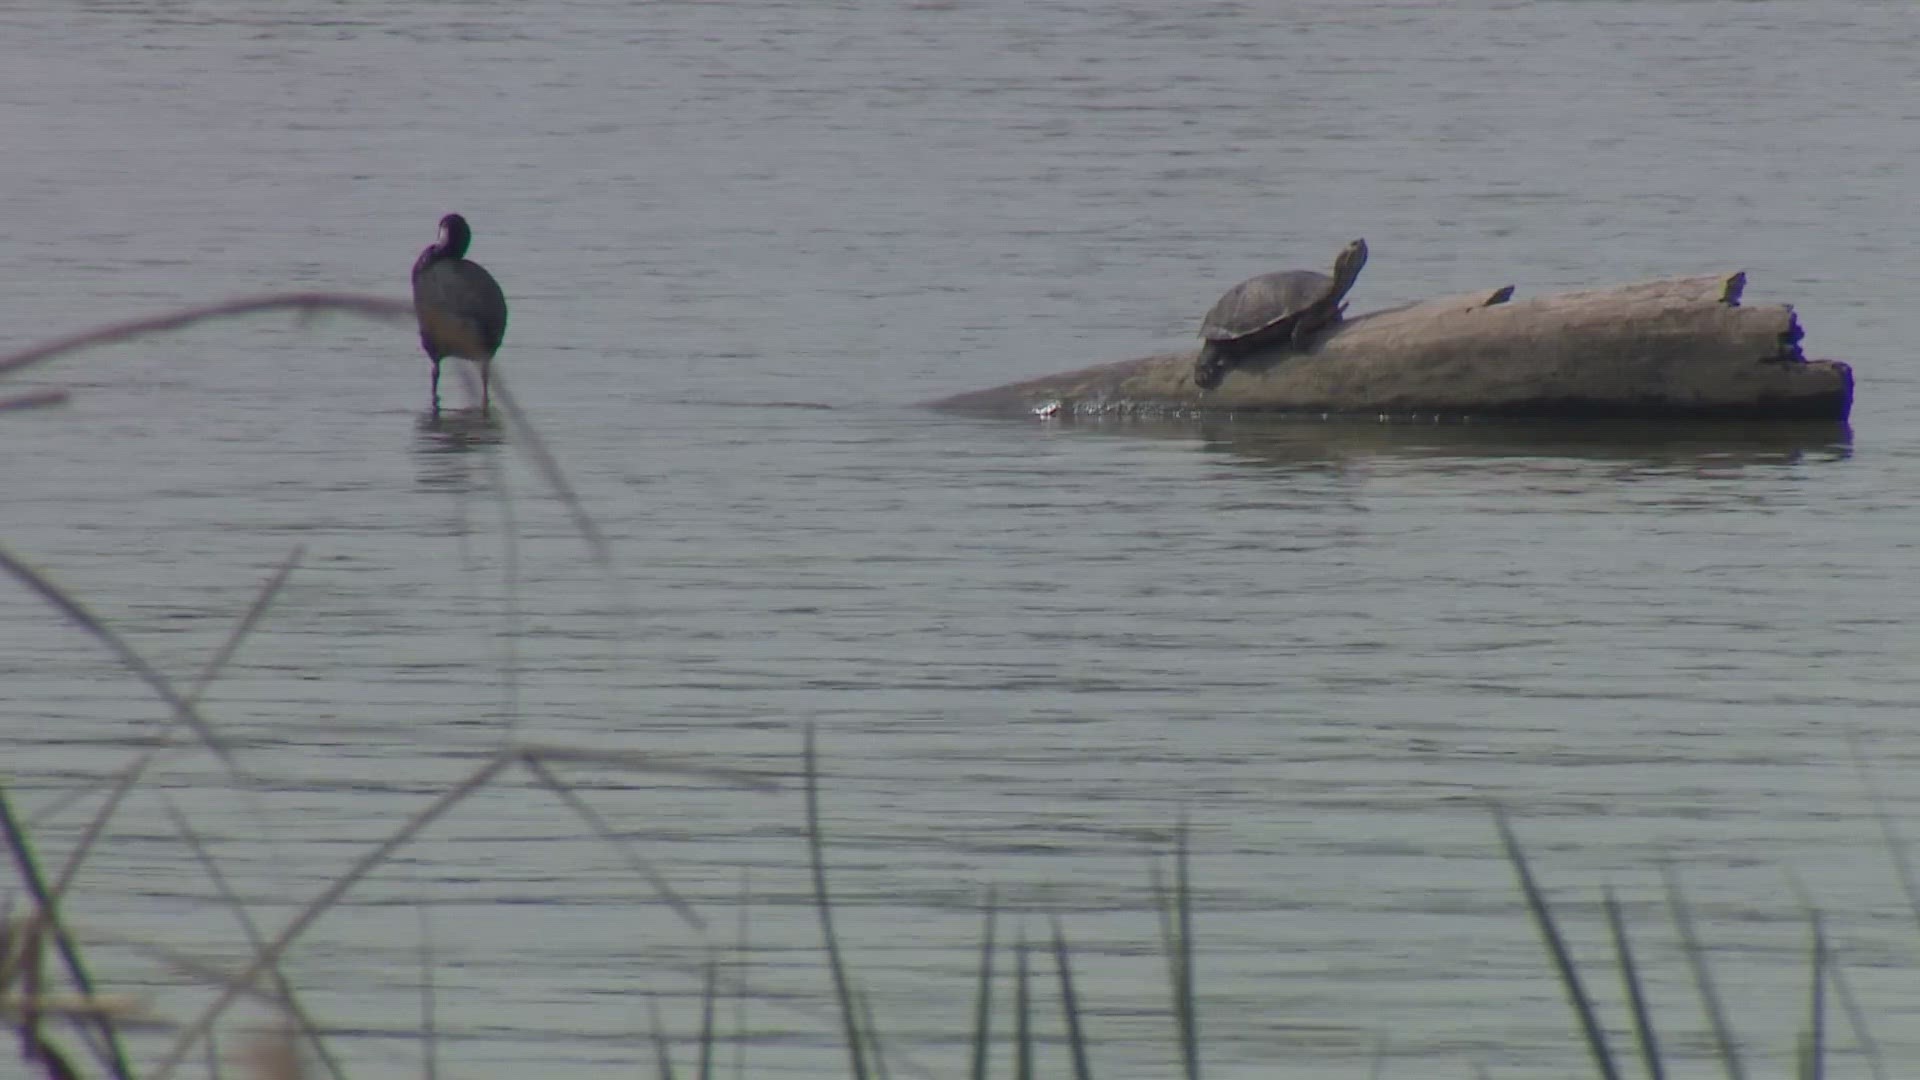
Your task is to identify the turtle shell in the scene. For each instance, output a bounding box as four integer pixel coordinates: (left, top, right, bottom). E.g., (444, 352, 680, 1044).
(1198, 238, 1370, 346)
(1198, 270, 1335, 343)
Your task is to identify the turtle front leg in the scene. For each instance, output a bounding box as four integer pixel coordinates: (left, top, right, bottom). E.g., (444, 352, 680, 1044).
(1193, 341, 1229, 391)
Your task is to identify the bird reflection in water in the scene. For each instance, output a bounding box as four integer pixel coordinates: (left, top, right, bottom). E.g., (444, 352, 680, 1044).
(412, 404, 506, 494)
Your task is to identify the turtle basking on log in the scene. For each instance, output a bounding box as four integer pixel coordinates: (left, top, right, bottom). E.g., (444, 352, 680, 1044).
(928, 269, 1852, 422)
(1193, 238, 1369, 390)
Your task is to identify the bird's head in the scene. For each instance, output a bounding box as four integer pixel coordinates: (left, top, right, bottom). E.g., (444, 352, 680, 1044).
(436, 213, 473, 259)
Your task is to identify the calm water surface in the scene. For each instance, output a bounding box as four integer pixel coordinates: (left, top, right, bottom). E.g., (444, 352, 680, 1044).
(2, 1, 1918, 1076)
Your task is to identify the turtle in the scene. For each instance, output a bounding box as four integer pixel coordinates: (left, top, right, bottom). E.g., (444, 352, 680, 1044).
(1191, 238, 1368, 391)
(413, 213, 510, 415)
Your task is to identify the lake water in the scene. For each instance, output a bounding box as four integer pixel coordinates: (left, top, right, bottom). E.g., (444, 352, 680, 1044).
(2, 1, 1918, 1077)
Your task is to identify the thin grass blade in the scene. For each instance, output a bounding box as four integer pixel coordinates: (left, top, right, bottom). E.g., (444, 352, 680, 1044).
(1173, 817, 1198, 1080)
(1660, 863, 1745, 1080)
(1601, 886, 1663, 1080)
(1783, 869, 1885, 1080)
(734, 871, 751, 1080)
(1848, 732, 1920, 941)
(858, 986, 891, 1080)
(1014, 928, 1033, 1080)
(802, 724, 869, 1080)
(970, 887, 998, 1080)
(1492, 806, 1618, 1080)
(1366, 1034, 1389, 1080)
(420, 906, 438, 1080)
(1048, 917, 1092, 1080)
(1823, 954, 1886, 1080)
(1147, 828, 1201, 1080)
(697, 949, 718, 1080)
(651, 996, 679, 1080)
(1801, 909, 1826, 1080)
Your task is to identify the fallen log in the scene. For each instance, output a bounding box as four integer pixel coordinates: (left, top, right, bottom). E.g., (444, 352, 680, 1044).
(928, 271, 1854, 421)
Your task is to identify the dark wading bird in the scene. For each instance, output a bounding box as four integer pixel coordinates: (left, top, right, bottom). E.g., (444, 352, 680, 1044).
(411, 213, 509, 414)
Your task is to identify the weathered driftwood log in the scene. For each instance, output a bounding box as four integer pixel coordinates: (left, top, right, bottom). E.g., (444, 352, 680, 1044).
(929, 272, 1853, 421)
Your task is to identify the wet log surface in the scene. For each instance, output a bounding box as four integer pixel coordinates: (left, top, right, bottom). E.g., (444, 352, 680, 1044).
(928, 272, 1854, 421)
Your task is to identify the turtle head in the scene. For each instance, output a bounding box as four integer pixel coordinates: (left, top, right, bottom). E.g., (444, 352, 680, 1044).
(1333, 238, 1368, 290)
(435, 213, 473, 259)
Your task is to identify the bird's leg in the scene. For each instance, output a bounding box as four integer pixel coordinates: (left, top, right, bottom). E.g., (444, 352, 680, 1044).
(430, 359, 442, 415)
(480, 361, 491, 416)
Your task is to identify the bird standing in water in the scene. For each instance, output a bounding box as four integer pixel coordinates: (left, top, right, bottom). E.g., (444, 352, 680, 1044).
(411, 213, 508, 414)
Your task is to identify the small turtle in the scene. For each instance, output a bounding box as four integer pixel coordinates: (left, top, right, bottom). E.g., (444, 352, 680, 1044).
(1192, 238, 1368, 391)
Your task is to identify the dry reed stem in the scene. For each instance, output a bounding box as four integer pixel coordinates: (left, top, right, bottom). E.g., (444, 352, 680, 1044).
(0, 296, 633, 663)
(487, 373, 619, 576)
(9, 553, 308, 1075)
(520, 754, 706, 931)
(0, 910, 21, 990)
(25, 785, 99, 831)
(512, 743, 781, 792)
(240, 1026, 306, 1080)
(0, 994, 153, 1022)
(81, 935, 295, 1009)
(148, 752, 515, 1080)
(0, 787, 134, 1080)
(0, 293, 412, 380)
(0, 293, 868, 1078)
(0, 389, 71, 413)
(0, 548, 245, 782)
(18, 1028, 82, 1080)
(48, 547, 305, 913)
(150, 743, 780, 1080)
(161, 798, 346, 1080)
(474, 424, 525, 736)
